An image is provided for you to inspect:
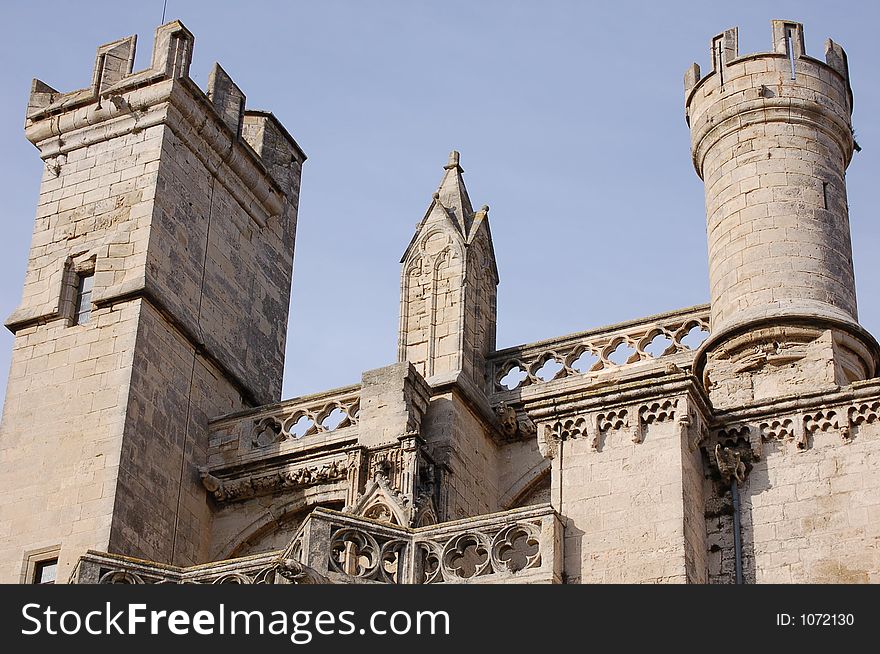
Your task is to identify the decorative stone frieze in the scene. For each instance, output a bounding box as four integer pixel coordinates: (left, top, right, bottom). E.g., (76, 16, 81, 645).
(200, 459, 347, 504)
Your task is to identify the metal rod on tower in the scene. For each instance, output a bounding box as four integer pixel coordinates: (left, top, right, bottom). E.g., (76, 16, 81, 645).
(162, 0, 168, 23)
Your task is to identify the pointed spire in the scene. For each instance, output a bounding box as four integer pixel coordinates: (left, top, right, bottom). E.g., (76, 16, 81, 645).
(436, 150, 474, 235)
(468, 204, 490, 243)
(401, 151, 483, 264)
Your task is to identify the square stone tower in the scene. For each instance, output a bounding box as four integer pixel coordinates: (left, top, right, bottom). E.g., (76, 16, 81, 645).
(0, 22, 305, 582)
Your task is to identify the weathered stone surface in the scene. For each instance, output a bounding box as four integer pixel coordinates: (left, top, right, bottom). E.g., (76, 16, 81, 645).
(1, 18, 878, 586)
(0, 20, 304, 582)
(686, 20, 879, 406)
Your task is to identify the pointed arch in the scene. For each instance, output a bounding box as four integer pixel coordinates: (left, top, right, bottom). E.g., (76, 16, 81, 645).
(214, 494, 345, 560)
(348, 479, 410, 526)
(500, 459, 552, 510)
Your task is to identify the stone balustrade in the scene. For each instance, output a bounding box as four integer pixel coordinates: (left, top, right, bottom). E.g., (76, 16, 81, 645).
(71, 504, 561, 585)
(207, 384, 362, 469)
(488, 305, 710, 395)
(288, 504, 562, 584)
(69, 550, 328, 585)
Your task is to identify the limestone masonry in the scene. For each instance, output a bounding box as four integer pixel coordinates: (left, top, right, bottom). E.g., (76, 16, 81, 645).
(1, 19, 878, 585)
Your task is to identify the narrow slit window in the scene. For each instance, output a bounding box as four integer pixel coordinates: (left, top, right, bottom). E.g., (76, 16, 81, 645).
(713, 37, 724, 87)
(786, 27, 796, 79)
(74, 272, 95, 325)
(822, 182, 829, 210)
(33, 558, 57, 584)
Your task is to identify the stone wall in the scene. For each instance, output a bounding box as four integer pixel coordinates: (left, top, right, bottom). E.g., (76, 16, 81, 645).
(421, 390, 502, 521)
(149, 85, 303, 406)
(546, 394, 707, 583)
(745, 432, 880, 583)
(707, 386, 880, 583)
(0, 21, 304, 581)
(209, 486, 346, 561)
(0, 81, 167, 582)
(497, 439, 548, 509)
(110, 300, 244, 565)
(0, 302, 139, 582)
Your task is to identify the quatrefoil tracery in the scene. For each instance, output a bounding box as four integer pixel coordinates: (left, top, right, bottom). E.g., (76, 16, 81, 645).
(251, 398, 360, 448)
(493, 318, 709, 391)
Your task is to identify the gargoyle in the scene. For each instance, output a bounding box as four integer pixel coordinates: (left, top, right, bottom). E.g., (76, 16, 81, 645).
(494, 402, 537, 440)
(276, 558, 331, 585)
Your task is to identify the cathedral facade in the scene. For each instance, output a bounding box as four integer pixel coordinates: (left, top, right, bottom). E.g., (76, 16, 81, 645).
(1, 19, 878, 585)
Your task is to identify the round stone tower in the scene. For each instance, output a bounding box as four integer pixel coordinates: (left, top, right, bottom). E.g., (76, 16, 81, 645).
(684, 20, 879, 407)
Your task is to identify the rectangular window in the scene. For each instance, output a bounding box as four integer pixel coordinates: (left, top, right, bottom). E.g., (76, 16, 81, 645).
(74, 272, 95, 325)
(33, 559, 58, 584)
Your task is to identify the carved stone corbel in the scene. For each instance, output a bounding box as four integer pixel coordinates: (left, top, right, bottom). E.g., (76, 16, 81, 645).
(635, 398, 679, 444)
(585, 415, 600, 451)
(517, 412, 537, 438)
(693, 423, 709, 452)
(538, 422, 560, 459)
(495, 402, 518, 438)
(630, 417, 643, 444)
(674, 397, 706, 453)
(677, 412, 692, 443)
(749, 427, 764, 461)
(199, 467, 221, 495)
(848, 401, 880, 438)
(801, 409, 846, 450)
(720, 423, 760, 461)
(620, 403, 640, 443)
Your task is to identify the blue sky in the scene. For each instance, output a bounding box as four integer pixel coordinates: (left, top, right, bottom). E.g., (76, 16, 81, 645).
(0, 1, 877, 402)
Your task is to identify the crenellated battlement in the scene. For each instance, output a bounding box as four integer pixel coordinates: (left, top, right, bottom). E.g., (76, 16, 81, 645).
(26, 21, 194, 123)
(684, 20, 849, 102)
(684, 21, 855, 182)
(684, 20, 854, 178)
(24, 20, 305, 215)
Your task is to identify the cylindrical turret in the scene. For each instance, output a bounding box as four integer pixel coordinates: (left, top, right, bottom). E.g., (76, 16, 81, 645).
(685, 20, 878, 404)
